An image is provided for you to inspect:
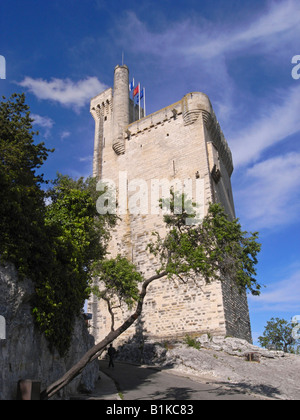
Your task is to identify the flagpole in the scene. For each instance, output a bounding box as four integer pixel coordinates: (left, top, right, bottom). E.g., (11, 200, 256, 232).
(132, 78, 134, 122)
(138, 82, 141, 120)
(143, 87, 146, 117)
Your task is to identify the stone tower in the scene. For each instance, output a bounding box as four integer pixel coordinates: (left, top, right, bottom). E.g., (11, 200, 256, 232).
(88, 64, 252, 344)
(112, 65, 130, 155)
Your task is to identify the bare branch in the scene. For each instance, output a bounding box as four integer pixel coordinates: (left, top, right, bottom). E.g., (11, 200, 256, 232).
(103, 296, 115, 332)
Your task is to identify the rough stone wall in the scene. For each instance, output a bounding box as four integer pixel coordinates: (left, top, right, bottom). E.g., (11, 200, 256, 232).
(0, 264, 99, 400)
(89, 68, 252, 346)
(91, 87, 113, 178)
(221, 278, 252, 342)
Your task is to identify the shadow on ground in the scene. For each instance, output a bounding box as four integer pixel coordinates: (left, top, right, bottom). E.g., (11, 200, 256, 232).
(97, 320, 283, 400)
(98, 360, 282, 400)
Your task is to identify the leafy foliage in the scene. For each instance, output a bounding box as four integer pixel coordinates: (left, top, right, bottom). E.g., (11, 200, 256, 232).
(93, 255, 143, 309)
(0, 93, 53, 278)
(184, 335, 201, 350)
(148, 191, 262, 296)
(258, 317, 299, 353)
(32, 175, 115, 355)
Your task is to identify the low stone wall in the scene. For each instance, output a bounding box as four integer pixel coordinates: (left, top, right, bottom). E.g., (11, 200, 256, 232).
(0, 263, 99, 400)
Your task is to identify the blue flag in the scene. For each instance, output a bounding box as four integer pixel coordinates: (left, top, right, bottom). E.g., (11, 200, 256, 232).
(136, 88, 144, 103)
(129, 79, 135, 91)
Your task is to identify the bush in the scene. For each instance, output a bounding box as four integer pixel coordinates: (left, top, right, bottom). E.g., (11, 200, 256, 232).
(184, 335, 201, 350)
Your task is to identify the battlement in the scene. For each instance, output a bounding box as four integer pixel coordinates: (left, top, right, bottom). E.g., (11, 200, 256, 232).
(90, 87, 113, 119)
(125, 92, 233, 176)
(90, 69, 233, 176)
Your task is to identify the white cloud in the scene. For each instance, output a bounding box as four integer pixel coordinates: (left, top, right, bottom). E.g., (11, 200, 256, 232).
(60, 130, 71, 140)
(120, 1, 300, 61)
(79, 155, 93, 163)
(236, 152, 300, 229)
(31, 114, 54, 138)
(117, 2, 300, 123)
(187, 0, 300, 59)
(237, 0, 300, 46)
(249, 269, 300, 312)
(19, 76, 107, 111)
(31, 114, 54, 128)
(230, 86, 300, 168)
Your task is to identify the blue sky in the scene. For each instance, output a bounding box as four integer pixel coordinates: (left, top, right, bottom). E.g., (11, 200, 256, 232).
(1, 0, 300, 345)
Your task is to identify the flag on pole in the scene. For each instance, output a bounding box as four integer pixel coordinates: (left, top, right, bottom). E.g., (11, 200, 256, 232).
(129, 78, 135, 92)
(137, 83, 141, 119)
(136, 88, 144, 103)
(133, 85, 139, 97)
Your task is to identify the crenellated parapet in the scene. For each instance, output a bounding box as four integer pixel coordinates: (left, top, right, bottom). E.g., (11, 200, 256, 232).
(202, 109, 233, 176)
(182, 93, 233, 176)
(124, 92, 233, 176)
(90, 88, 113, 178)
(90, 87, 113, 121)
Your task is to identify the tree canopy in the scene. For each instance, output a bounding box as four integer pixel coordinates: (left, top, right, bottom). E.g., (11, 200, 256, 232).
(33, 175, 115, 354)
(258, 317, 300, 353)
(0, 93, 52, 278)
(148, 191, 261, 295)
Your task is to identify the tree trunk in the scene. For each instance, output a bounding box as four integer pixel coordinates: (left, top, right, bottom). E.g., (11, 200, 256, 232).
(40, 271, 166, 400)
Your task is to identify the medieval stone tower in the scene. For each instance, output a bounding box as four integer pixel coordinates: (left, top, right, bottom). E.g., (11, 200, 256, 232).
(88, 64, 252, 344)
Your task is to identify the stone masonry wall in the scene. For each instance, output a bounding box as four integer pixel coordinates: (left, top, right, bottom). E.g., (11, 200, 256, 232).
(0, 264, 99, 400)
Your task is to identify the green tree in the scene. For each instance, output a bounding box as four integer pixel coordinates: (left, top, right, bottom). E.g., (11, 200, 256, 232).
(32, 174, 115, 355)
(42, 194, 261, 399)
(150, 193, 261, 295)
(258, 317, 299, 353)
(0, 93, 53, 277)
